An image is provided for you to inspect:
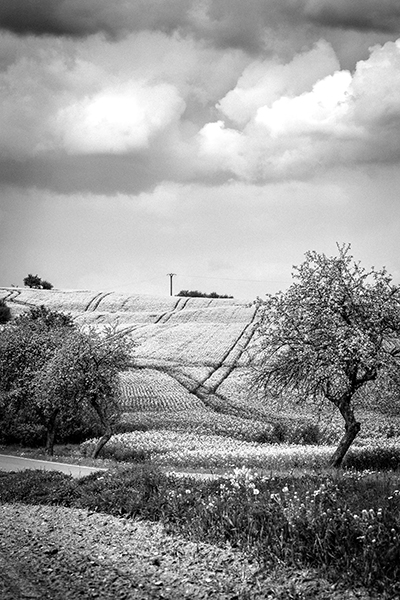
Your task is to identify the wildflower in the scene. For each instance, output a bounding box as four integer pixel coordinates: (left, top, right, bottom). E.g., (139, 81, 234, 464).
(282, 486, 289, 493)
(253, 488, 260, 495)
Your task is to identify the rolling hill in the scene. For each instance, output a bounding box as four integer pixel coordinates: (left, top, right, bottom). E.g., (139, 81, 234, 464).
(0, 287, 261, 418)
(2, 287, 400, 449)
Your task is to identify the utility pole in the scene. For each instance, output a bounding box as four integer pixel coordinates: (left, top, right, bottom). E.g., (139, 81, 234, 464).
(167, 273, 176, 296)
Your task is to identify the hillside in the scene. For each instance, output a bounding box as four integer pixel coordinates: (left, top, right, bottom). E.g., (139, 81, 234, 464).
(2, 287, 400, 451)
(0, 287, 260, 418)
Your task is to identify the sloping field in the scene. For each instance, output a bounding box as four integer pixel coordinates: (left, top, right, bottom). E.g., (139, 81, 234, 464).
(0, 287, 259, 414)
(2, 287, 400, 450)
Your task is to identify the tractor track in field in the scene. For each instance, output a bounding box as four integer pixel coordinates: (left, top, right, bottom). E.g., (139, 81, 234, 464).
(115, 302, 262, 416)
(84, 291, 113, 312)
(153, 297, 191, 324)
(3, 289, 36, 308)
(191, 304, 259, 395)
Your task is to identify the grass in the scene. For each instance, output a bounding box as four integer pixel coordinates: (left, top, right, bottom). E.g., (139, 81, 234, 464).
(79, 427, 400, 472)
(1, 464, 399, 597)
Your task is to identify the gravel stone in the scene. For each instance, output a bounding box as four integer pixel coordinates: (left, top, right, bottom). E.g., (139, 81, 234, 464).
(0, 504, 261, 599)
(0, 503, 388, 599)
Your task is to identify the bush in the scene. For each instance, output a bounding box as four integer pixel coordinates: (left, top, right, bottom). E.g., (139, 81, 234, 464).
(343, 444, 400, 471)
(0, 299, 11, 324)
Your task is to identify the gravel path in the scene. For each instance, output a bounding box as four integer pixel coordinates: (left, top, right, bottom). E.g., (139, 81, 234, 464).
(0, 503, 386, 600)
(0, 503, 263, 599)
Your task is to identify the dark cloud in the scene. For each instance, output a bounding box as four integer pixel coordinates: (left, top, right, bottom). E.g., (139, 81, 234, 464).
(0, 0, 304, 55)
(0, 0, 189, 39)
(1, 0, 398, 54)
(305, 0, 400, 33)
(0, 150, 227, 195)
(0, 154, 165, 194)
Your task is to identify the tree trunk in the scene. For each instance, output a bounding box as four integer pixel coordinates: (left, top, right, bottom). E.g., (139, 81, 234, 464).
(45, 426, 56, 456)
(45, 411, 59, 456)
(329, 398, 360, 468)
(92, 431, 112, 459)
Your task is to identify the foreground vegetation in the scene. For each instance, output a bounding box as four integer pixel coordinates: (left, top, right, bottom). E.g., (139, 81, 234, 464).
(1, 464, 399, 597)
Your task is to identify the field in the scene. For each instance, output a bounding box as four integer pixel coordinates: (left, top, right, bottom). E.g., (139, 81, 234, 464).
(2, 286, 400, 468)
(0, 287, 256, 403)
(1, 287, 400, 598)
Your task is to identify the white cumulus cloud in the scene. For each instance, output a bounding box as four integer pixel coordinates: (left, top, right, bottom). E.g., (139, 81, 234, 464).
(56, 80, 185, 154)
(217, 40, 340, 126)
(198, 38, 400, 181)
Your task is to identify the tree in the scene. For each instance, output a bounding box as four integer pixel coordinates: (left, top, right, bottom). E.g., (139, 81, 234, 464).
(252, 244, 400, 467)
(0, 299, 11, 324)
(0, 307, 134, 455)
(23, 274, 42, 288)
(23, 274, 53, 289)
(176, 290, 234, 298)
(0, 307, 75, 449)
(33, 326, 133, 456)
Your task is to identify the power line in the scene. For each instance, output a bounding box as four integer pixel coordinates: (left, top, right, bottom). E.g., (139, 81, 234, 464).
(107, 272, 291, 293)
(176, 273, 291, 284)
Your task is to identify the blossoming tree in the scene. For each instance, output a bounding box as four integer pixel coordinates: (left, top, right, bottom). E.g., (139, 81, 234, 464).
(252, 244, 400, 467)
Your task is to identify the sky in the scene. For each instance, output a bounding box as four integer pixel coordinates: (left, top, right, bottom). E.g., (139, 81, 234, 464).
(1, 0, 400, 300)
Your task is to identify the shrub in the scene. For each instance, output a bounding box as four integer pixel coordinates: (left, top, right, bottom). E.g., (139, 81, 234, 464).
(343, 444, 400, 471)
(0, 299, 11, 324)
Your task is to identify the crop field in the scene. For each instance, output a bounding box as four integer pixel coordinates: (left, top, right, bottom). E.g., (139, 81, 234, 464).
(2, 286, 400, 466)
(0, 287, 258, 410)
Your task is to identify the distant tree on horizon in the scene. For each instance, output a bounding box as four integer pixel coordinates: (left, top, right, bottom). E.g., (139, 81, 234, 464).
(176, 290, 233, 299)
(23, 274, 53, 289)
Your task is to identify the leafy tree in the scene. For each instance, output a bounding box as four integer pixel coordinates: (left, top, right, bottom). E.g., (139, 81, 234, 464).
(23, 274, 53, 289)
(0, 307, 74, 448)
(0, 307, 134, 455)
(23, 274, 42, 288)
(0, 299, 11, 324)
(177, 290, 233, 298)
(33, 326, 133, 456)
(252, 244, 400, 467)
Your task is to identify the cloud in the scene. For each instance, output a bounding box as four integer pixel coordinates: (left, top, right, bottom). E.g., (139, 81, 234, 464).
(1, 0, 399, 54)
(198, 38, 400, 181)
(56, 81, 185, 154)
(217, 40, 339, 126)
(1, 7, 400, 194)
(0, 0, 189, 39)
(305, 0, 400, 33)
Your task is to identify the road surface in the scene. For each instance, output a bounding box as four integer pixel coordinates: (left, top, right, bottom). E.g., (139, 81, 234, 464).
(0, 454, 107, 479)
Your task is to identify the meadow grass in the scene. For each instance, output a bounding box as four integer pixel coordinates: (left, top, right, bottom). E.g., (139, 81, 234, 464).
(81, 410, 400, 472)
(1, 464, 399, 596)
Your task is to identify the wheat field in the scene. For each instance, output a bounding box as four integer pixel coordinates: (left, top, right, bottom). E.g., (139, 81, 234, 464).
(0, 287, 259, 413)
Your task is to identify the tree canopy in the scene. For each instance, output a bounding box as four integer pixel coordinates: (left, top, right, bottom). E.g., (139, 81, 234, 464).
(23, 274, 53, 289)
(176, 290, 233, 298)
(0, 306, 134, 455)
(252, 244, 400, 467)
